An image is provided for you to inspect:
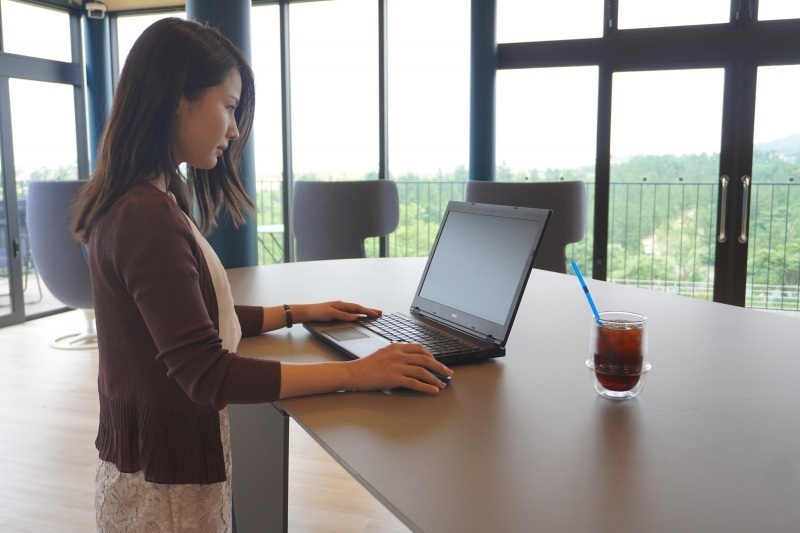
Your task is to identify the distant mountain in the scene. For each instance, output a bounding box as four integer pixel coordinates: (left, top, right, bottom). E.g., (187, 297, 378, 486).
(755, 133, 800, 159)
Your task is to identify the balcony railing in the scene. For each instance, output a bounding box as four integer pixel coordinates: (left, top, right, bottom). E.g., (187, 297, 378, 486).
(5, 178, 793, 318)
(255, 179, 800, 314)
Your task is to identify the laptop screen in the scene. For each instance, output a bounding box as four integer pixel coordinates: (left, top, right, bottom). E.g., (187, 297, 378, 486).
(412, 201, 551, 344)
(419, 210, 540, 324)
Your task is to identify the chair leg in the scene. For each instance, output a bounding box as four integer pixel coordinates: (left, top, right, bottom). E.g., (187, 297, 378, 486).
(50, 308, 98, 350)
(23, 258, 43, 304)
(27, 269, 43, 304)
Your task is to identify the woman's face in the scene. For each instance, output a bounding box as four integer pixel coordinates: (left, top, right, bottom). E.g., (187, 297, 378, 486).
(173, 67, 242, 170)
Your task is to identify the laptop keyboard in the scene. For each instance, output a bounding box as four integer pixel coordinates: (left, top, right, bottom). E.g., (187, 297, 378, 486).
(357, 313, 481, 356)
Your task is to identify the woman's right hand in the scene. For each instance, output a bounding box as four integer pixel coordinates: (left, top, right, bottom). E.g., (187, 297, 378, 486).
(279, 344, 453, 399)
(348, 343, 453, 394)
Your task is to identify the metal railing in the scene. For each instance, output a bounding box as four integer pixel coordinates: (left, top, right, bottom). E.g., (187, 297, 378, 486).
(254, 179, 800, 313)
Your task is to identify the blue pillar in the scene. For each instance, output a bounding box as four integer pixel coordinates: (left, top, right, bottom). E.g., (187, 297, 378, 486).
(187, 0, 257, 268)
(83, 15, 113, 173)
(469, 0, 497, 182)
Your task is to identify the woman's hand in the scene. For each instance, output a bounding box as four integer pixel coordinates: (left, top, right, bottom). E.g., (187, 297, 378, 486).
(347, 343, 453, 394)
(279, 343, 454, 398)
(292, 301, 382, 323)
(263, 301, 380, 332)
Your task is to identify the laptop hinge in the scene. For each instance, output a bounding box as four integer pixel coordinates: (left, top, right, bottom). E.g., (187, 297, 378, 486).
(411, 306, 494, 343)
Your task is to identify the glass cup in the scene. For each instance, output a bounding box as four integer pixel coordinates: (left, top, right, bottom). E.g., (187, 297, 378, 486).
(586, 312, 651, 400)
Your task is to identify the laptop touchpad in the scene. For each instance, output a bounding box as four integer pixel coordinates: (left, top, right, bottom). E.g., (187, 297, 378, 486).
(327, 327, 369, 342)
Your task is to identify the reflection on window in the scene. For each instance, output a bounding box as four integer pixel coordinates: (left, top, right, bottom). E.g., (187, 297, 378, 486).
(618, 0, 729, 29)
(290, 0, 377, 181)
(9, 79, 78, 183)
(251, 5, 284, 265)
(387, 0, 470, 257)
(115, 12, 186, 74)
(609, 69, 724, 301)
(748, 66, 800, 311)
(758, 1, 800, 21)
(498, 0, 603, 43)
(0, 0, 71, 62)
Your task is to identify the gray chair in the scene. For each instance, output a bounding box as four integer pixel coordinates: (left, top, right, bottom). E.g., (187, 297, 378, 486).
(27, 180, 96, 349)
(465, 180, 588, 273)
(292, 180, 399, 261)
(17, 199, 43, 303)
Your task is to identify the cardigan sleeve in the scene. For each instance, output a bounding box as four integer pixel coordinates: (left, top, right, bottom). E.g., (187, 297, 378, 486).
(109, 193, 280, 409)
(235, 305, 265, 337)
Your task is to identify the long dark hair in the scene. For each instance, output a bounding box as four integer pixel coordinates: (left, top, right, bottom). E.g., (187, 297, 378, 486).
(73, 17, 255, 243)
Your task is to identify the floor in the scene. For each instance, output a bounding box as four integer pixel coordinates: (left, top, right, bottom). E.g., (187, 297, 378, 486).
(0, 310, 408, 532)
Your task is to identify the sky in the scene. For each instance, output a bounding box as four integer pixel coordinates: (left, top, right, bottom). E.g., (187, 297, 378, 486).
(2, 0, 799, 179)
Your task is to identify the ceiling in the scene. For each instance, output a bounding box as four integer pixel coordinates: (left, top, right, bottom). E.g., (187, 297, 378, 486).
(98, 0, 184, 11)
(38, 0, 185, 13)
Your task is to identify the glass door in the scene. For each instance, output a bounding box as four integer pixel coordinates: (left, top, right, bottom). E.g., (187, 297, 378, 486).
(0, 153, 13, 319)
(744, 65, 800, 312)
(0, 77, 23, 326)
(607, 69, 725, 301)
(605, 63, 800, 312)
(494, 0, 800, 311)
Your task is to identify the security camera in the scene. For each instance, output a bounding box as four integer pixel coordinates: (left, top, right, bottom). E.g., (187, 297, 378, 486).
(85, 2, 107, 19)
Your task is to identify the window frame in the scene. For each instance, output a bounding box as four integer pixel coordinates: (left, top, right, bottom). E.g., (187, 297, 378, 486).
(497, 0, 800, 306)
(0, 2, 87, 326)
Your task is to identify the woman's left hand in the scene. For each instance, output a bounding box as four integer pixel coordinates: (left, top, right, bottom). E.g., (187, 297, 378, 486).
(292, 301, 381, 323)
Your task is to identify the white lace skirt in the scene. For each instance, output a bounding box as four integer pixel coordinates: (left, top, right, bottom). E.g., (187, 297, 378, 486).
(95, 408, 233, 533)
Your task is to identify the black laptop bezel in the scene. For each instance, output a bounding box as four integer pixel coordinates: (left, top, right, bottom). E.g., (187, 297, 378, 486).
(409, 201, 552, 346)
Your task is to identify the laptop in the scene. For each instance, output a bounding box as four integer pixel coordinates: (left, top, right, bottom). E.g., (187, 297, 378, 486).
(303, 200, 552, 365)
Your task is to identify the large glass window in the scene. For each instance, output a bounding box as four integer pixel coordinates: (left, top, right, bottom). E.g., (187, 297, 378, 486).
(498, 0, 603, 43)
(9, 79, 78, 315)
(9, 79, 78, 184)
(0, 147, 9, 314)
(617, 0, 729, 30)
(747, 66, 800, 311)
(288, 0, 378, 257)
(251, 5, 284, 265)
(116, 12, 185, 71)
(0, 0, 71, 62)
(289, 0, 377, 181)
(608, 69, 724, 299)
(758, 1, 800, 21)
(496, 66, 597, 272)
(387, 0, 470, 257)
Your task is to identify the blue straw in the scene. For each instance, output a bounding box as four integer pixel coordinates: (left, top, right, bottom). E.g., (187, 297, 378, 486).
(571, 260, 602, 325)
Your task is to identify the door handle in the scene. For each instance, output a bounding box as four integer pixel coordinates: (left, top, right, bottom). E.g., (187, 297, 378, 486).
(12, 237, 20, 258)
(717, 175, 728, 243)
(738, 175, 750, 244)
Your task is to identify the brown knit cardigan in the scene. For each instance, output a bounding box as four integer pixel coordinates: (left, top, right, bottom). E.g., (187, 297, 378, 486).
(89, 182, 281, 484)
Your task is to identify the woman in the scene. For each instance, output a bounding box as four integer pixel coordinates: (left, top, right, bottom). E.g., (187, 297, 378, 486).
(73, 18, 452, 532)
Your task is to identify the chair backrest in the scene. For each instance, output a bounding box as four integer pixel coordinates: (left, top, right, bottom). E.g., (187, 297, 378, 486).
(465, 180, 588, 273)
(292, 180, 399, 261)
(27, 180, 94, 309)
